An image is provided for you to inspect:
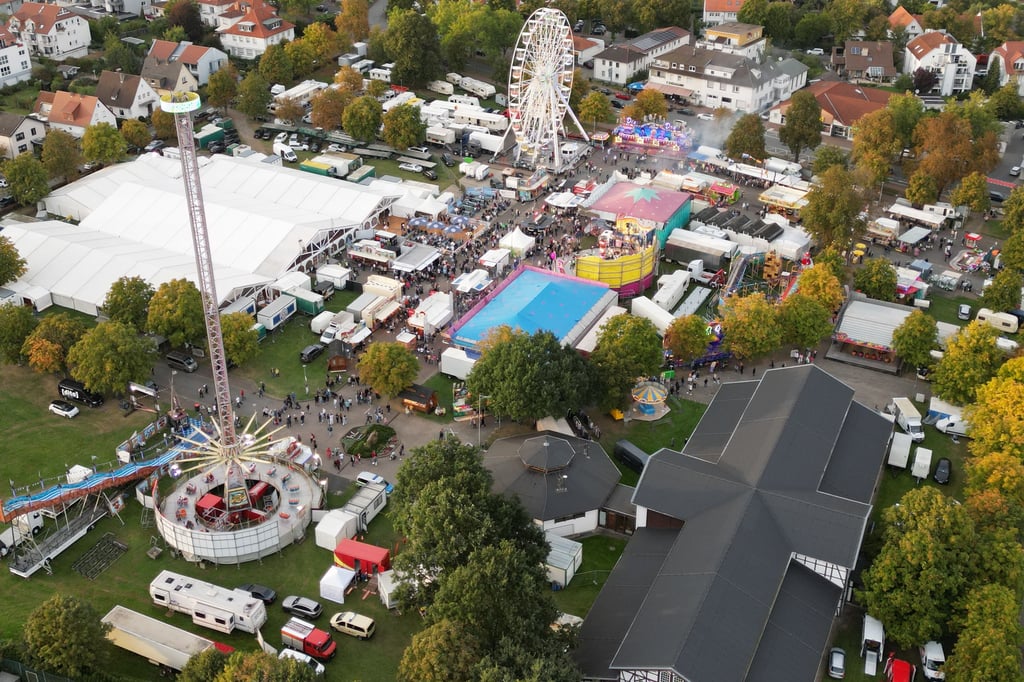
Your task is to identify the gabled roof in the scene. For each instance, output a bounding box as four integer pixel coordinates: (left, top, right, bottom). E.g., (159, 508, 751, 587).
(218, 0, 293, 39)
(197, 0, 235, 5)
(907, 30, 961, 59)
(9, 2, 75, 33)
(141, 55, 191, 90)
(888, 6, 923, 30)
(148, 39, 218, 66)
(0, 112, 30, 137)
(836, 40, 897, 77)
(95, 71, 148, 110)
(704, 0, 746, 13)
(46, 91, 102, 129)
(577, 365, 891, 682)
(779, 80, 891, 128)
(32, 90, 54, 117)
(0, 24, 17, 46)
(488, 431, 621, 522)
(572, 35, 599, 51)
(993, 40, 1024, 75)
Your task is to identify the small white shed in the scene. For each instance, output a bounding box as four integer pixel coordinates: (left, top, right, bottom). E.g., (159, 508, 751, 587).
(314, 510, 359, 550)
(545, 532, 583, 588)
(319, 565, 356, 604)
(377, 569, 401, 610)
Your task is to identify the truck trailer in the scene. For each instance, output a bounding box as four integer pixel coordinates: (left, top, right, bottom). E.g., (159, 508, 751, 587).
(102, 605, 232, 672)
(149, 570, 268, 635)
(440, 347, 477, 380)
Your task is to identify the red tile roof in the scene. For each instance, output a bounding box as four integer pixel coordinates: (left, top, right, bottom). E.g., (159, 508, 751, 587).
(46, 91, 102, 129)
(704, 0, 746, 14)
(907, 31, 957, 59)
(779, 81, 892, 129)
(148, 39, 215, 65)
(219, 0, 293, 39)
(9, 2, 74, 33)
(888, 6, 922, 30)
(994, 41, 1024, 75)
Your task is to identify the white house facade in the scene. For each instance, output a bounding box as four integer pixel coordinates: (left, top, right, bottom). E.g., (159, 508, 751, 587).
(904, 30, 976, 96)
(95, 70, 159, 120)
(5, 2, 90, 61)
(592, 26, 690, 85)
(0, 26, 32, 89)
(0, 112, 45, 160)
(216, 0, 294, 59)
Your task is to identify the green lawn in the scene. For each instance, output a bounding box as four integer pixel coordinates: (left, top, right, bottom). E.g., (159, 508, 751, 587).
(552, 535, 627, 618)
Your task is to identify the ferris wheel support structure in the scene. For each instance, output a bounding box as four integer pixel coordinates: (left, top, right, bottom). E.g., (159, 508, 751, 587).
(506, 8, 589, 173)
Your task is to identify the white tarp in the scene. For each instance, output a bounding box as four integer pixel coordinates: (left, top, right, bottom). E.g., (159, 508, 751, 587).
(319, 566, 356, 604)
(499, 227, 536, 256)
(315, 510, 358, 550)
(377, 570, 401, 609)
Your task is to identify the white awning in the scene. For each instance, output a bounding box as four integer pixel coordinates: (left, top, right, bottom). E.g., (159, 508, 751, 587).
(645, 82, 693, 97)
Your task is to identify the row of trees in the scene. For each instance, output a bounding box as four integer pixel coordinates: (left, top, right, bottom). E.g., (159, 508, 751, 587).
(0, 273, 259, 395)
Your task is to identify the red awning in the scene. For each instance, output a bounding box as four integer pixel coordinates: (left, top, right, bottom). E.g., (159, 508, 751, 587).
(644, 82, 693, 98)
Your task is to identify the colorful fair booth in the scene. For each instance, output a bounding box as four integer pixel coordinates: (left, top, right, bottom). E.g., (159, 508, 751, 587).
(612, 117, 694, 157)
(333, 538, 391, 576)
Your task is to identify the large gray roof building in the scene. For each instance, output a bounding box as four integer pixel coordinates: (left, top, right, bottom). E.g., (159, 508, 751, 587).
(576, 365, 891, 681)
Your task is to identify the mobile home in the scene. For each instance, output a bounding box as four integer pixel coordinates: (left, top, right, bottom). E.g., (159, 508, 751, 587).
(257, 295, 297, 331)
(149, 570, 268, 635)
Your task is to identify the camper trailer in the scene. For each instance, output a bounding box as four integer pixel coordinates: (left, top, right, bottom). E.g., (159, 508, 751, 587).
(149, 571, 268, 635)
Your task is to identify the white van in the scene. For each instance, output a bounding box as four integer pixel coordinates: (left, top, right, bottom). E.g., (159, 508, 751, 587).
(272, 142, 298, 163)
(279, 648, 325, 676)
(976, 307, 1019, 333)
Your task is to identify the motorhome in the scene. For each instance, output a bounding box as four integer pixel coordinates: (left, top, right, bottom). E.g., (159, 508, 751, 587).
(888, 397, 924, 442)
(149, 570, 268, 635)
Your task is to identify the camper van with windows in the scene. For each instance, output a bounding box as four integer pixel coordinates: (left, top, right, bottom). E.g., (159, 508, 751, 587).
(149, 570, 268, 635)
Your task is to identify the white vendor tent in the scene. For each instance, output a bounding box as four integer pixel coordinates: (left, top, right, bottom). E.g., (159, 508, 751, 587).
(452, 269, 492, 294)
(479, 248, 511, 272)
(545, 532, 583, 587)
(315, 510, 359, 550)
(320, 565, 356, 604)
(499, 227, 536, 256)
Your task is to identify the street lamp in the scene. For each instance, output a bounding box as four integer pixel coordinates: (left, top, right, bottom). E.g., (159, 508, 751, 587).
(477, 394, 491, 447)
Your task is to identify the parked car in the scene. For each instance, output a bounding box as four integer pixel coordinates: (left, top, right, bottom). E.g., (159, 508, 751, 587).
(806, 47, 825, 55)
(282, 596, 323, 619)
(207, 141, 226, 154)
(0, 175, 7, 188)
(279, 649, 325, 677)
(422, 168, 438, 180)
(275, 132, 289, 144)
(238, 583, 277, 605)
(697, 112, 715, 121)
(408, 146, 430, 154)
(49, 400, 80, 419)
(399, 162, 424, 173)
(592, 25, 606, 35)
(441, 152, 455, 167)
(614, 92, 631, 100)
(990, 190, 1007, 202)
(957, 303, 971, 320)
(583, 59, 595, 69)
(933, 458, 952, 485)
(144, 140, 166, 153)
(1010, 166, 1021, 177)
(0, 195, 15, 208)
(300, 344, 324, 363)
(329, 611, 376, 639)
(677, 108, 695, 116)
(356, 471, 394, 493)
(827, 647, 845, 679)
(327, 143, 349, 153)
(611, 100, 624, 109)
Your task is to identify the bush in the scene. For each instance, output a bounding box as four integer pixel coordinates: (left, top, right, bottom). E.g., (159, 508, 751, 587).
(345, 424, 396, 457)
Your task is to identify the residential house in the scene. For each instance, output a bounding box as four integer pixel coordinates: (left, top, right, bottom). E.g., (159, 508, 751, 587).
(703, 0, 748, 27)
(697, 22, 766, 61)
(141, 51, 200, 95)
(488, 432, 622, 537)
(5, 2, 90, 61)
(573, 34, 604, 67)
(647, 45, 807, 112)
(905, 30, 976, 96)
(575, 365, 891, 682)
(197, 0, 235, 27)
(34, 90, 117, 138)
(95, 70, 159, 120)
(147, 40, 229, 87)
(592, 26, 690, 85)
(84, 0, 151, 16)
(989, 41, 1024, 95)
(830, 40, 897, 83)
(0, 112, 45, 160)
(769, 80, 893, 139)
(888, 6, 924, 40)
(0, 25, 32, 89)
(216, 0, 294, 59)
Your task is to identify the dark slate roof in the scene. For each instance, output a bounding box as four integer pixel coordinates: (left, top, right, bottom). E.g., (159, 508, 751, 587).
(577, 365, 889, 682)
(603, 483, 638, 516)
(488, 431, 620, 522)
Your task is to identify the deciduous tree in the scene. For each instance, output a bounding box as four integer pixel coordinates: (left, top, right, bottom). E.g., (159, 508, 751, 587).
(0, 304, 37, 364)
(812, 145, 849, 175)
(41, 129, 82, 182)
(853, 257, 896, 301)
(467, 330, 595, 422)
(275, 97, 305, 126)
(258, 43, 294, 85)
(965, 451, 1024, 526)
(333, 65, 364, 92)
(164, 0, 203, 42)
(578, 91, 612, 132)
(950, 170, 990, 215)
(367, 79, 389, 99)
(102, 31, 141, 74)
(629, 89, 668, 120)
(152, 108, 177, 141)
(797, 263, 844, 311)
(914, 110, 999, 197)
(82, 122, 126, 165)
(590, 314, 663, 409)
(120, 119, 150, 151)
(944, 584, 1024, 682)
(206, 64, 238, 112)
(310, 87, 353, 130)
(301, 21, 340, 65)
(220, 311, 260, 368)
(236, 69, 272, 121)
(886, 91, 925, 152)
(335, 0, 370, 44)
(720, 292, 782, 360)
(966, 358, 1024, 460)
(382, 102, 427, 150)
(725, 113, 767, 163)
(801, 166, 865, 250)
(343, 95, 383, 142)
(357, 341, 419, 398)
(988, 81, 1024, 122)
(0, 235, 28, 287)
(66, 320, 154, 396)
(859, 487, 976, 647)
(399, 619, 482, 682)
(932, 321, 1004, 406)
(211, 650, 316, 682)
(852, 108, 900, 188)
(664, 314, 712, 366)
(980, 268, 1023, 313)
(777, 293, 832, 349)
(384, 10, 443, 87)
(178, 647, 228, 682)
(23, 595, 110, 678)
(21, 312, 87, 375)
(1003, 185, 1024, 234)
(891, 309, 939, 372)
(2, 152, 49, 206)
(778, 90, 821, 162)
(103, 275, 154, 330)
(905, 170, 939, 205)
(1002, 230, 1024, 273)
(146, 278, 205, 349)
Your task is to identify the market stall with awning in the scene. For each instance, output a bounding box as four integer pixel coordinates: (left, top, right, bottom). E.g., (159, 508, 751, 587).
(644, 82, 693, 98)
(897, 226, 931, 246)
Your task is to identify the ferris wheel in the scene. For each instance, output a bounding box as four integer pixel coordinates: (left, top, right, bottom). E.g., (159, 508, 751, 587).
(507, 7, 588, 172)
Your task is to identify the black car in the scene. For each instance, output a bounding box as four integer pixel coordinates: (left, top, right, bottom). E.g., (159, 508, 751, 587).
(300, 344, 324, 363)
(611, 100, 624, 109)
(239, 583, 277, 605)
(441, 153, 455, 167)
(933, 458, 952, 485)
(678, 108, 695, 116)
(422, 168, 438, 180)
(207, 141, 226, 154)
(0, 195, 15, 208)
(990, 190, 1007, 203)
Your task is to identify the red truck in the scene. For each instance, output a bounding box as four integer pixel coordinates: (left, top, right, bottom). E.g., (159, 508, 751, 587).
(281, 618, 337, 662)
